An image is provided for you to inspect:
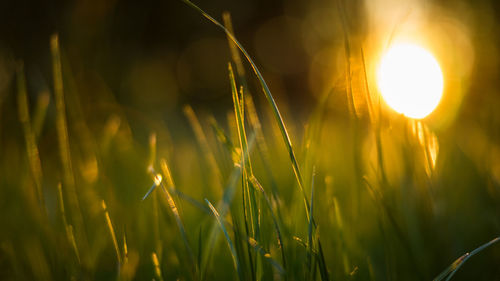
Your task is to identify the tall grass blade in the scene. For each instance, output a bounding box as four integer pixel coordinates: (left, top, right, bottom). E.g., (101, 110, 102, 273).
(222, 12, 281, 207)
(181, 0, 310, 221)
(229, 68, 252, 174)
(16, 63, 45, 209)
(50, 34, 87, 250)
(229, 64, 259, 241)
(58, 55, 100, 185)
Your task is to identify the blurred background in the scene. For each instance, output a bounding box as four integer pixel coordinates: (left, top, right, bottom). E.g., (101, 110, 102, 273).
(1, 0, 500, 280)
(0, 0, 498, 123)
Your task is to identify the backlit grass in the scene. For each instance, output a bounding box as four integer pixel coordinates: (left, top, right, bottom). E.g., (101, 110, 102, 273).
(0, 1, 499, 280)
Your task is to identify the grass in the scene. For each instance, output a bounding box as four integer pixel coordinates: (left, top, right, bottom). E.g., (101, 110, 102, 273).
(0, 1, 499, 280)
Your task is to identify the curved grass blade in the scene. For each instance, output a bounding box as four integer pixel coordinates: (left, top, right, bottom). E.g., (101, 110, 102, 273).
(180, 0, 310, 220)
(223, 11, 282, 211)
(434, 236, 500, 281)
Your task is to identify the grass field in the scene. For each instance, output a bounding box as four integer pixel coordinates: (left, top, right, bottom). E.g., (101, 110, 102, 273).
(1, 0, 500, 280)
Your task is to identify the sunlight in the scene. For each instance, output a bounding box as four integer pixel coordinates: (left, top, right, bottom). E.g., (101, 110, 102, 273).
(377, 43, 444, 119)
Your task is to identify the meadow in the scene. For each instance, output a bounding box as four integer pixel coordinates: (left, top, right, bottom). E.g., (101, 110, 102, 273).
(0, 0, 500, 280)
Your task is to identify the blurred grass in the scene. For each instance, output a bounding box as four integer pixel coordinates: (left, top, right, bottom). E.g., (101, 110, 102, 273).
(0, 1, 499, 280)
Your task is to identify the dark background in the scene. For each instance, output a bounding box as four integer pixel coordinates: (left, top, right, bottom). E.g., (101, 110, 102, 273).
(0, 0, 498, 121)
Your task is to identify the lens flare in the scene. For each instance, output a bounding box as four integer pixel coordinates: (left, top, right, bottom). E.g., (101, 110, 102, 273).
(377, 43, 444, 119)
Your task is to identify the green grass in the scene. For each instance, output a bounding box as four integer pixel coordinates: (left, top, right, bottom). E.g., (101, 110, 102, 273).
(0, 1, 499, 280)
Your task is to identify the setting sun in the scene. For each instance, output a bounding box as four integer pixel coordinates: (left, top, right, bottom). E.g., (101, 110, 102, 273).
(377, 43, 444, 119)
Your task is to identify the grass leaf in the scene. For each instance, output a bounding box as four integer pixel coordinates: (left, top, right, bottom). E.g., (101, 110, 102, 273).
(180, 0, 311, 221)
(434, 236, 500, 281)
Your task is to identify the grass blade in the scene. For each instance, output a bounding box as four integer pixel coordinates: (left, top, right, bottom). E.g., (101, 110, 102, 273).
(16, 63, 45, 209)
(181, 0, 310, 221)
(229, 64, 259, 243)
(229, 64, 252, 174)
(434, 236, 500, 281)
(51, 34, 89, 263)
(102, 200, 122, 265)
(141, 177, 160, 201)
(223, 12, 282, 207)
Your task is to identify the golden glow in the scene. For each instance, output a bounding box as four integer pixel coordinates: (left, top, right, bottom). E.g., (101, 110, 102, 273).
(377, 43, 444, 119)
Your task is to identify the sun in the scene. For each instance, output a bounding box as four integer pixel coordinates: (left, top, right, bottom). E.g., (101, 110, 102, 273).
(377, 43, 444, 119)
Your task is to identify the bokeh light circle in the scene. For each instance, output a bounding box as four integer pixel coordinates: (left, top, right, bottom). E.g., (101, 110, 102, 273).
(377, 43, 444, 119)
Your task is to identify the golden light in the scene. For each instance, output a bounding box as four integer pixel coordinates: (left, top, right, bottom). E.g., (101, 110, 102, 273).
(377, 43, 444, 119)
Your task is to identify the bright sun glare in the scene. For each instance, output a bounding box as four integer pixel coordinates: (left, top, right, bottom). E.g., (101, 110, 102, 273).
(377, 43, 444, 119)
